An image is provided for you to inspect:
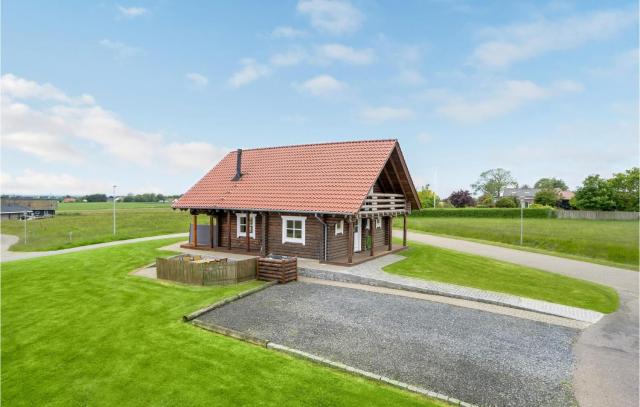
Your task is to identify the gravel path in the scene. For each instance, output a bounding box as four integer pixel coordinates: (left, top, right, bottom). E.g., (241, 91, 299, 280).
(394, 230, 639, 406)
(197, 282, 578, 406)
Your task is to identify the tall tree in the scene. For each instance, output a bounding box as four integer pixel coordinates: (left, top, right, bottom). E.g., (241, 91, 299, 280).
(575, 175, 616, 211)
(447, 190, 476, 208)
(534, 177, 568, 191)
(608, 167, 639, 212)
(471, 168, 518, 199)
(417, 185, 440, 208)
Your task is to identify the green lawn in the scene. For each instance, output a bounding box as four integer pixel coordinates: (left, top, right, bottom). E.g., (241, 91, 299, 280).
(397, 217, 639, 270)
(384, 240, 619, 313)
(58, 202, 172, 211)
(1, 238, 441, 407)
(1, 207, 212, 252)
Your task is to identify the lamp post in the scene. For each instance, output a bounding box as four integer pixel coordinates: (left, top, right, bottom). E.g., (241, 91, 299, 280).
(23, 211, 27, 244)
(112, 185, 117, 235)
(520, 198, 525, 246)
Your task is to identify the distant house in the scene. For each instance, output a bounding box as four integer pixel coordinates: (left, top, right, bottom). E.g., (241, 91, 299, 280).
(503, 188, 539, 207)
(2, 198, 57, 217)
(0, 204, 33, 220)
(62, 197, 77, 203)
(173, 139, 421, 265)
(503, 188, 575, 208)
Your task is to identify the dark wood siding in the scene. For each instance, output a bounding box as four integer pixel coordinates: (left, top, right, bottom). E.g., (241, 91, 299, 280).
(326, 217, 349, 261)
(267, 213, 323, 259)
(218, 212, 264, 252)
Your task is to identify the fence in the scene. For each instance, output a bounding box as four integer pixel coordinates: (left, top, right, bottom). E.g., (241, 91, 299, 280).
(555, 209, 639, 221)
(156, 254, 257, 285)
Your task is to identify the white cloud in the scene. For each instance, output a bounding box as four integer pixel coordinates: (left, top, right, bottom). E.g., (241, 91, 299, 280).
(297, 0, 363, 35)
(472, 9, 637, 68)
(1, 74, 227, 167)
(436, 80, 583, 122)
(317, 44, 374, 64)
(270, 48, 307, 66)
(0, 73, 93, 104)
(228, 59, 271, 87)
(161, 142, 230, 172)
(589, 48, 639, 77)
(99, 39, 143, 61)
(396, 69, 425, 86)
(1, 170, 110, 195)
(117, 5, 149, 18)
(296, 75, 347, 97)
(270, 26, 307, 39)
(361, 106, 415, 122)
(417, 132, 432, 144)
(186, 72, 209, 88)
(1, 132, 84, 163)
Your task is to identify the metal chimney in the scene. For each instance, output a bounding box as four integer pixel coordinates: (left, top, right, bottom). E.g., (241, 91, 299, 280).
(232, 149, 243, 181)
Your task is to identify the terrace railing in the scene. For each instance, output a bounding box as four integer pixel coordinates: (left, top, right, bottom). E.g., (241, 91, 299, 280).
(359, 193, 407, 217)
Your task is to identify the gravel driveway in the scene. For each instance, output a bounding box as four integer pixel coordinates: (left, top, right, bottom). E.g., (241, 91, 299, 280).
(197, 282, 579, 406)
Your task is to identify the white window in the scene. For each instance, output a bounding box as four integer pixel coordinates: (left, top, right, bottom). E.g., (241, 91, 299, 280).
(236, 213, 256, 239)
(282, 215, 305, 245)
(335, 220, 344, 235)
(375, 217, 382, 229)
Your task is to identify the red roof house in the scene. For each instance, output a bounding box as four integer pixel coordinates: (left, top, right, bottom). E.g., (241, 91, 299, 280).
(173, 139, 420, 264)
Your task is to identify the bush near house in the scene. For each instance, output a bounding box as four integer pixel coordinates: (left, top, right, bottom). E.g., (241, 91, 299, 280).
(495, 196, 518, 208)
(410, 208, 555, 218)
(446, 190, 476, 208)
(534, 189, 560, 207)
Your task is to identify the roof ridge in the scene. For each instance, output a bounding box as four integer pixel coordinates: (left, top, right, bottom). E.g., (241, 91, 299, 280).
(237, 138, 397, 152)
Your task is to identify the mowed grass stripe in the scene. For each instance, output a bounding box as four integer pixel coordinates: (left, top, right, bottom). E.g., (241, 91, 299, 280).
(384, 240, 619, 314)
(1, 238, 442, 407)
(396, 217, 639, 269)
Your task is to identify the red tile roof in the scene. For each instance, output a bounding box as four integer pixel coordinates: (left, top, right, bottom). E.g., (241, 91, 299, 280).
(173, 139, 405, 214)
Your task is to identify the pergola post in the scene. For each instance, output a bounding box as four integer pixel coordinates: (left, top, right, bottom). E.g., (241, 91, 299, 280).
(402, 213, 407, 247)
(192, 213, 198, 247)
(209, 214, 214, 248)
(226, 211, 232, 250)
(246, 212, 251, 252)
(387, 216, 393, 251)
(370, 218, 375, 257)
(347, 218, 353, 264)
(261, 212, 268, 257)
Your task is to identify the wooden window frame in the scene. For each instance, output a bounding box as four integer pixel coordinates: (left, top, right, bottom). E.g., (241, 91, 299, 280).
(236, 213, 256, 239)
(281, 215, 305, 245)
(375, 217, 382, 229)
(335, 219, 344, 235)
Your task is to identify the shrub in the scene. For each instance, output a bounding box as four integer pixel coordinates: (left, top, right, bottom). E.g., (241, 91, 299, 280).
(534, 189, 559, 207)
(528, 203, 554, 209)
(447, 190, 476, 208)
(410, 208, 555, 218)
(495, 196, 518, 208)
(575, 175, 616, 211)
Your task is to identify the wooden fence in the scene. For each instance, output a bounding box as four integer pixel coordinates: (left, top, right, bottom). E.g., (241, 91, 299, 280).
(555, 209, 639, 221)
(156, 254, 257, 285)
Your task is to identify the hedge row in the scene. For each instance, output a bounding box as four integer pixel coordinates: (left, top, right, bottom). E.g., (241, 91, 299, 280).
(410, 208, 556, 219)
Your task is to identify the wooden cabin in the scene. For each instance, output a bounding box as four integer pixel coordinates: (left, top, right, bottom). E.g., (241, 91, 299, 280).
(172, 139, 421, 265)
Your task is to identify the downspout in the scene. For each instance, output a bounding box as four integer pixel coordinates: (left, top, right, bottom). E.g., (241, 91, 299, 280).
(314, 213, 328, 262)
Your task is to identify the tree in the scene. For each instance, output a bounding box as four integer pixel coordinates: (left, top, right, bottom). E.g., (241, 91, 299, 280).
(477, 193, 494, 207)
(84, 193, 107, 202)
(534, 177, 568, 191)
(495, 196, 518, 208)
(608, 167, 639, 212)
(575, 175, 616, 211)
(471, 168, 518, 199)
(447, 190, 476, 208)
(417, 185, 440, 208)
(534, 189, 559, 207)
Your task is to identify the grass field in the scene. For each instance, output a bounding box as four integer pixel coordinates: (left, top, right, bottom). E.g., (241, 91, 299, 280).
(1, 238, 440, 406)
(57, 202, 172, 211)
(385, 240, 619, 313)
(1, 206, 212, 252)
(396, 217, 639, 270)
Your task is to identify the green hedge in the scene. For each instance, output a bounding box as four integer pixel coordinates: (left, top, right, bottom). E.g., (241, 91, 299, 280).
(410, 208, 556, 219)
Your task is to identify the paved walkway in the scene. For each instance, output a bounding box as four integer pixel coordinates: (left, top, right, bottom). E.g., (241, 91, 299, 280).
(393, 229, 639, 407)
(0, 233, 189, 263)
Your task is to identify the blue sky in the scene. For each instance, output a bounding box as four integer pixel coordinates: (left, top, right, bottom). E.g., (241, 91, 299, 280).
(1, 0, 638, 197)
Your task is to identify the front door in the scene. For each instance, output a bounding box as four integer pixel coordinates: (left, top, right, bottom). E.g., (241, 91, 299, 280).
(353, 219, 362, 252)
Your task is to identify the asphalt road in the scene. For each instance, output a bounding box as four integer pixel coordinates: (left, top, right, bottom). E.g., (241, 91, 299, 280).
(394, 230, 639, 407)
(198, 282, 579, 407)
